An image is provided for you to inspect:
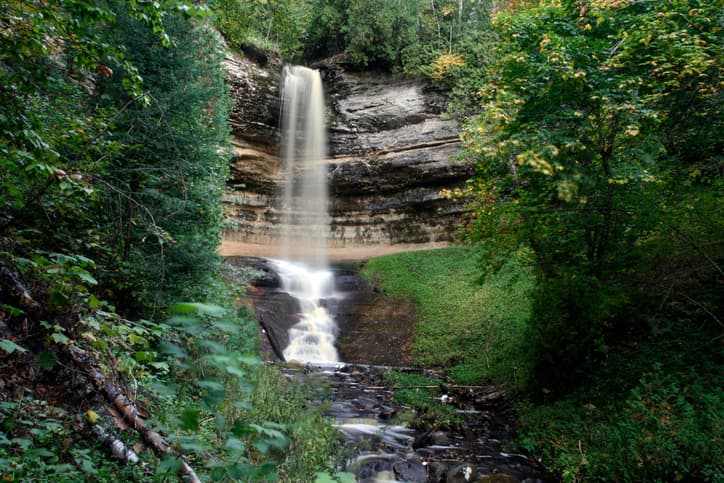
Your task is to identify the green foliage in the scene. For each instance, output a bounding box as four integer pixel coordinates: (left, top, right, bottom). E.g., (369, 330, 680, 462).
(464, 0, 723, 390)
(304, 0, 422, 68)
(92, 6, 231, 314)
(0, 0, 185, 249)
(362, 246, 534, 388)
(516, 328, 723, 481)
(243, 365, 341, 480)
(211, 0, 310, 57)
(0, 399, 142, 481)
(1, 0, 337, 479)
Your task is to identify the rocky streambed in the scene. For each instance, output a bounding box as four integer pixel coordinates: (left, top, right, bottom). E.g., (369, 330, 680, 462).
(231, 257, 548, 482)
(290, 364, 549, 482)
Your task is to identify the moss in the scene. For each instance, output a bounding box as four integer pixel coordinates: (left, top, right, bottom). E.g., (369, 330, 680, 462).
(361, 246, 534, 389)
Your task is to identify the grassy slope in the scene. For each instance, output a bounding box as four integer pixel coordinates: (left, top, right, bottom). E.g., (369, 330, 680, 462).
(361, 246, 534, 388)
(361, 246, 723, 481)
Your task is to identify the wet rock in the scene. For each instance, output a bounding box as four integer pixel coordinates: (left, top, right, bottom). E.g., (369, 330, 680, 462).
(480, 474, 520, 483)
(393, 456, 427, 482)
(447, 463, 479, 483)
(351, 454, 395, 480)
(427, 461, 450, 482)
(226, 257, 280, 288)
(430, 431, 453, 446)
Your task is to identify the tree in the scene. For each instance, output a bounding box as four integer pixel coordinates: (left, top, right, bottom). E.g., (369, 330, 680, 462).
(95, 7, 231, 313)
(464, 0, 722, 389)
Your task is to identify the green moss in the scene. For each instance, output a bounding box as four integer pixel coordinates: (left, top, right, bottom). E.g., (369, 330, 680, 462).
(361, 246, 534, 388)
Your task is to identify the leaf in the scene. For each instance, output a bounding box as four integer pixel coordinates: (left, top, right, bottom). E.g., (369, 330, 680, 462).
(315, 472, 356, 483)
(0, 339, 27, 354)
(210, 319, 240, 334)
(75, 270, 98, 286)
(180, 408, 200, 431)
(158, 341, 186, 358)
(252, 440, 271, 454)
(195, 379, 225, 391)
(51, 332, 71, 345)
(170, 302, 225, 317)
(224, 437, 245, 453)
(37, 352, 56, 371)
(26, 448, 55, 458)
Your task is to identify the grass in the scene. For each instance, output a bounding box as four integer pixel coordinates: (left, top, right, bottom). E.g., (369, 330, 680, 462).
(361, 246, 534, 388)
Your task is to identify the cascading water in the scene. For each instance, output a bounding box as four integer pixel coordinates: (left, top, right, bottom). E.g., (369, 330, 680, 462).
(274, 65, 338, 364)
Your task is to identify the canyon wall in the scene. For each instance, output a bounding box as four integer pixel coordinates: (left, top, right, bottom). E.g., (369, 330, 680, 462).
(222, 53, 472, 256)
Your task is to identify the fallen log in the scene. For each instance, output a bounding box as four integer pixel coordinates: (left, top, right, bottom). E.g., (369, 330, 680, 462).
(0, 261, 41, 318)
(0, 262, 201, 482)
(87, 412, 141, 465)
(67, 344, 201, 483)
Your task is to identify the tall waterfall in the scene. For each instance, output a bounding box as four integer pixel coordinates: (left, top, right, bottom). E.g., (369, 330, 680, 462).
(275, 66, 338, 364)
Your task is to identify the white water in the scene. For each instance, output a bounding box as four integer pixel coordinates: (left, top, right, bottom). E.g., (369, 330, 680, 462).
(278, 65, 329, 268)
(275, 66, 338, 364)
(272, 259, 339, 363)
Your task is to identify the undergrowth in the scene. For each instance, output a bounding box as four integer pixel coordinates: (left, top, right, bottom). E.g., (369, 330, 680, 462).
(362, 246, 723, 481)
(516, 325, 723, 481)
(383, 371, 462, 430)
(0, 261, 340, 481)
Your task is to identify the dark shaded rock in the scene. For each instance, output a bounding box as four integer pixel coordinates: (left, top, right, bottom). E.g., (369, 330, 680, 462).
(240, 43, 268, 66)
(481, 474, 520, 483)
(226, 256, 280, 288)
(428, 461, 451, 482)
(430, 430, 453, 446)
(393, 456, 427, 482)
(351, 455, 395, 480)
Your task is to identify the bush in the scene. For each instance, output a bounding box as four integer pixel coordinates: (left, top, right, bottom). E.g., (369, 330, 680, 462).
(517, 333, 723, 482)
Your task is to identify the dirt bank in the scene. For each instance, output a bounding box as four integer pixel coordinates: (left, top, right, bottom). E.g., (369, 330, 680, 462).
(219, 240, 453, 261)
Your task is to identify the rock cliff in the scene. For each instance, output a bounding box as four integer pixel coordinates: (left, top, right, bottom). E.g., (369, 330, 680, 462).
(222, 53, 472, 256)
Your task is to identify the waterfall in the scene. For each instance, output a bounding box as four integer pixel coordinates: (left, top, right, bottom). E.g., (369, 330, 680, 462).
(275, 65, 338, 364)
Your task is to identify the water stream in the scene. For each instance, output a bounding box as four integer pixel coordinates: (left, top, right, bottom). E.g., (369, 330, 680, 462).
(276, 65, 339, 364)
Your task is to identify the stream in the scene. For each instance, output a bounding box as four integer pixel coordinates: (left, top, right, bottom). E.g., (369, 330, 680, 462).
(232, 257, 549, 482)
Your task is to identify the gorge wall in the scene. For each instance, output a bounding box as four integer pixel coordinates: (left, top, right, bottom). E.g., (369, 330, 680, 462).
(221, 53, 473, 258)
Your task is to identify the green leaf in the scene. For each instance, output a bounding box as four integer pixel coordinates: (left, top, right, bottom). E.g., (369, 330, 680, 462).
(51, 332, 71, 345)
(37, 352, 56, 371)
(158, 341, 186, 358)
(180, 408, 200, 431)
(26, 448, 55, 458)
(170, 302, 225, 317)
(75, 270, 98, 286)
(315, 472, 356, 483)
(0, 339, 28, 354)
(224, 437, 245, 453)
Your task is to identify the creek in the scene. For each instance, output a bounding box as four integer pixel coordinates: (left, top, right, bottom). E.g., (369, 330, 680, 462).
(231, 257, 549, 483)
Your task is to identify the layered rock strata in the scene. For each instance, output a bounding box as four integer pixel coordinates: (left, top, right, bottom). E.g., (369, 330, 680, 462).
(222, 53, 472, 253)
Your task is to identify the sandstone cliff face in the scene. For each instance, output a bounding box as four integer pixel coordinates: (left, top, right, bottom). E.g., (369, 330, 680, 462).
(222, 53, 472, 251)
